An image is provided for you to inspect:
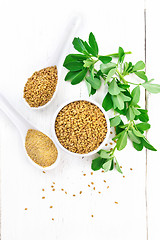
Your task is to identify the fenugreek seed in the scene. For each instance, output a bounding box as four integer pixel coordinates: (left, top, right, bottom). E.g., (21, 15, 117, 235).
(42, 197, 45, 199)
(55, 101, 107, 154)
(52, 189, 55, 191)
(93, 187, 95, 190)
(104, 180, 106, 183)
(43, 171, 46, 173)
(79, 191, 82, 194)
(24, 208, 28, 210)
(88, 185, 90, 187)
(50, 206, 53, 208)
(101, 170, 104, 173)
(91, 215, 94, 217)
(51, 186, 54, 188)
(120, 166, 122, 169)
(52, 182, 55, 184)
(115, 202, 118, 204)
(123, 176, 125, 178)
(98, 192, 101, 194)
(107, 186, 109, 189)
(61, 189, 64, 191)
(65, 191, 67, 194)
(24, 66, 58, 108)
(73, 194, 76, 197)
(130, 168, 133, 171)
(91, 172, 93, 175)
(91, 182, 94, 185)
(42, 189, 45, 191)
(83, 174, 86, 176)
(110, 131, 113, 134)
(52, 218, 54, 221)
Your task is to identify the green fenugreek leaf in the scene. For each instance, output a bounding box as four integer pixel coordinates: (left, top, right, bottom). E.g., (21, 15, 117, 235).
(91, 157, 105, 171)
(110, 116, 121, 127)
(108, 79, 121, 95)
(98, 56, 112, 64)
(102, 92, 113, 111)
(132, 61, 145, 71)
(89, 32, 99, 56)
(71, 68, 88, 85)
(116, 131, 128, 151)
(115, 159, 123, 173)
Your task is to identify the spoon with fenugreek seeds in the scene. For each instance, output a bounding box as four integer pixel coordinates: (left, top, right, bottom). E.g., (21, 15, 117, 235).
(0, 93, 60, 170)
(23, 16, 81, 109)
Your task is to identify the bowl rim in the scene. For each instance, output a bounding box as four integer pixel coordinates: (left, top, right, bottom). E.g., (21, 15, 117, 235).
(52, 98, 110, 157)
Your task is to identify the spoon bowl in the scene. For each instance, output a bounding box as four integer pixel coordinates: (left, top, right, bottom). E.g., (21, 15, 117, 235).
(0, 93, 60, 170)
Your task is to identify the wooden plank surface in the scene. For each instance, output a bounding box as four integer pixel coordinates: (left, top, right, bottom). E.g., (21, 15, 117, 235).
(0, 0, 149, 239)
(146, 0, 160, 239)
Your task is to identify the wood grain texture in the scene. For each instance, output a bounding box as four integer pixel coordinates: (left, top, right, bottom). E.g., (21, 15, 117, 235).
(0, 0, 150, 239)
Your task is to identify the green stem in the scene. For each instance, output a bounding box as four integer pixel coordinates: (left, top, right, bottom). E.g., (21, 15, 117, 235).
(126, 81, 141, 86)
(116, 69, 127, 84)
(103, 51, 132, 57)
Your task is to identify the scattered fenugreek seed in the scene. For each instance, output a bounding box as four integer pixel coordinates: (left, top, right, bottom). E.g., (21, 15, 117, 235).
(130, 168, 133, 171)
(101, 170, 104, 173)
(42, 189, 45, 191)
(73, 194, 76, 197)
(110, 131, 113, 134)
(107, 186, 109, 189)
(91, 182, 94, 185)
(88, 185, 90, 187)
(79, 191, 82, 194)
(91, 172, 93, 175)
(50, 206, 53, 208)
(83, 174, 86, 176)
(91, 215, 94, 218)
(104, 180, 106, 183)
(98, 192, 101, 194)
(52, 189, 55, 191)
(42, 197, 45, 199)
(120, 166, 122, 169)
(123, 176, 125, 178)
(52, 218, 54, 221)
(43, 171, 46, 173)
(115, 202, 118, 204)
(93, 187, 95, 190)
(61, 189, 64, 191)
(65, 191, 67, 194)
(24, 208, 28, 210)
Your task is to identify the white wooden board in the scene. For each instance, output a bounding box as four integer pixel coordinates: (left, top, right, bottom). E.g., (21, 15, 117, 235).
(0, 0, 158, 239)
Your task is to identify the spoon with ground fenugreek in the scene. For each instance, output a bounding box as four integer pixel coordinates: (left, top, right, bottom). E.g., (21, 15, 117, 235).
(0, 93, 60, 170)
(23, 16, 81, 109)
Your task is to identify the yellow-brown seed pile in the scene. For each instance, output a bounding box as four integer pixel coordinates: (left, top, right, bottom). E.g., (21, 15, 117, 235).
(55, 101, 107, 154)
(25, 129, 58, 167)
(24, 66, 58, 107)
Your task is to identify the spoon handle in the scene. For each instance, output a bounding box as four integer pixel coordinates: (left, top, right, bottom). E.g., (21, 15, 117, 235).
(55, 16, 82, 77)
(0, 94, 31, 137)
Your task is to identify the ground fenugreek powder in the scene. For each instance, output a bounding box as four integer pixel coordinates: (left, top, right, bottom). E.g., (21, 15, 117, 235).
(24, 66, 58, 107)
(55, 100, 107, 154)
(25, 129, 58, 167)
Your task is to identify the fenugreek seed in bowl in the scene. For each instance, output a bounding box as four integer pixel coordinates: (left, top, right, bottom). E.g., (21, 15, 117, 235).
(23, 66, 58, 108)
(53, 100, 110, 156)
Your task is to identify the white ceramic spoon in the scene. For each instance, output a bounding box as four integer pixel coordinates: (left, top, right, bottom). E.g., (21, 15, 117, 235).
(0, 93, 60, 170)
(24, 16, 82, 109)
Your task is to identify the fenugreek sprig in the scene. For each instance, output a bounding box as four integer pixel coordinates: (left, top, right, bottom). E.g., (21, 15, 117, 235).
(63, 32, 160, 173)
